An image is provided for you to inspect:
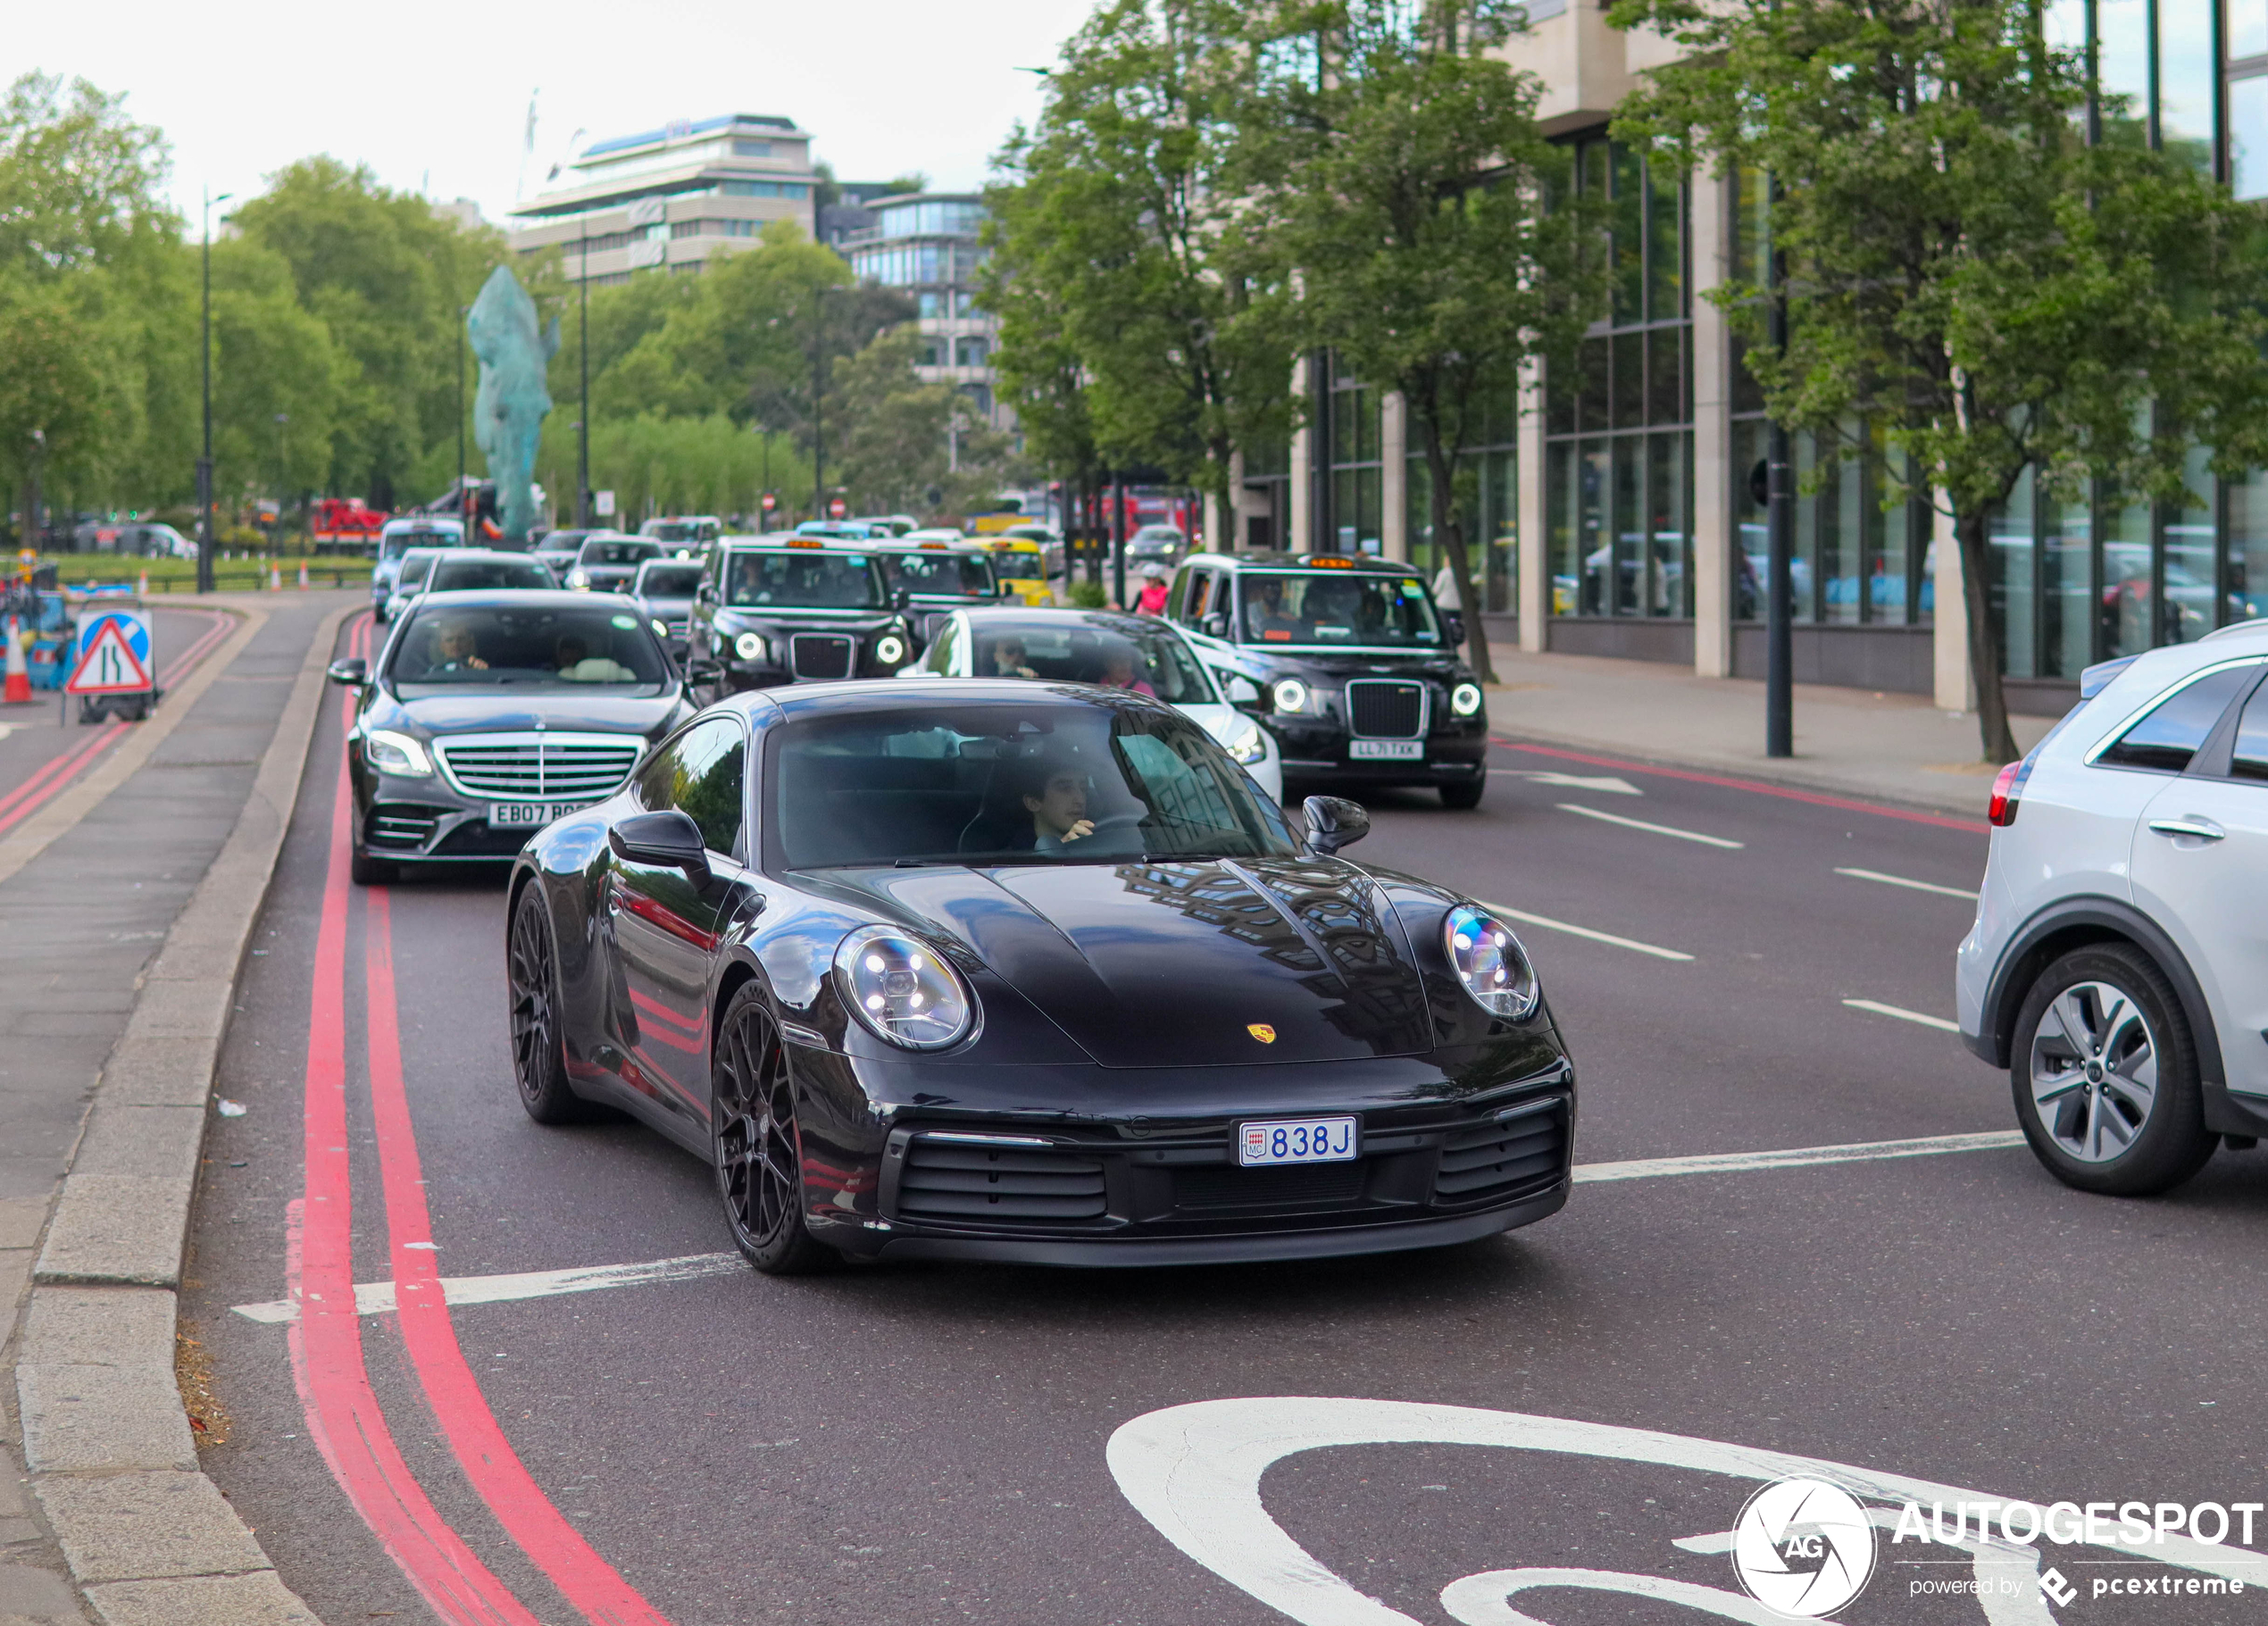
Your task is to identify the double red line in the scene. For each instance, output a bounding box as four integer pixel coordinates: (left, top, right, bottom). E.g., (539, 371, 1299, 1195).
(0, 608, 238, 839)
(287, 614, 671, 1624)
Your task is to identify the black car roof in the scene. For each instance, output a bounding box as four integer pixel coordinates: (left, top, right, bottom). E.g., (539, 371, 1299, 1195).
(1183, 550, 1421, 576)
(721, 677, 1171, 727)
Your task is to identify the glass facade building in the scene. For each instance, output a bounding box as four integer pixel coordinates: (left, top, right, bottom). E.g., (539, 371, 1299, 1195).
(842, 193, 1003, 424)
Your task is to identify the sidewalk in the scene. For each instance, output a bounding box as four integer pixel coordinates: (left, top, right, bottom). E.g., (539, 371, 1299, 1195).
(1482, 644, 2055, 818)
(1, 590, 354, 1625)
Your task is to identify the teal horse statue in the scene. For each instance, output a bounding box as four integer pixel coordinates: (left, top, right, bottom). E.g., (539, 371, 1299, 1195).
(468, 267, 559, 545)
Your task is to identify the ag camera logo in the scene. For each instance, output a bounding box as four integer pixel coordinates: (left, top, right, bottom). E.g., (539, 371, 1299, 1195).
(1732, 1476, 1878, 1618)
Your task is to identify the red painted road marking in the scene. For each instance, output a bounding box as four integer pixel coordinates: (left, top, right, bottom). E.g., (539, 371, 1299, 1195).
(1489, 738, 1988, 833)
(367, 889, 674, 1626)
(288, 613, 540, 1625)
(158, 607, 237, 685)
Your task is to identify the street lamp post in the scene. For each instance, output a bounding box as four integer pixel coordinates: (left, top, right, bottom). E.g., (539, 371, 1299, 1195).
(26, 429, 45, 557)
(456, 302, 469, 505)
(578, 230, 592, 527)
(1764, 181, 1793, 759)
(198, 188, 233, 596)
(811, 285, 826, 522)
(274, 412, 289, 554)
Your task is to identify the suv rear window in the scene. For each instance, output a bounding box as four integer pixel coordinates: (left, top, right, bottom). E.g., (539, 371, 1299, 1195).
(2097, 665, 2257, 773)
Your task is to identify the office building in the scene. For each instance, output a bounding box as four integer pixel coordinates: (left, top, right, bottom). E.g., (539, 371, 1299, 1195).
(839, 192, 1004, 428)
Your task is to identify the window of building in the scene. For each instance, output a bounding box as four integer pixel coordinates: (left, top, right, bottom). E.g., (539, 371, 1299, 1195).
(1322, 368, 1383, 555)
(917, 339, 943, 367)
(955, 337, 989, 368)
(959, 383, 993, 417)
(731, 139, 772, 158)
(917, 291, 944, 319)
(719, 179, 809, 200)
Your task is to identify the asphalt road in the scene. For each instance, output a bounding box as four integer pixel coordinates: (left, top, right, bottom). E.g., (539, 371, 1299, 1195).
(185, 632, 2268, 1626)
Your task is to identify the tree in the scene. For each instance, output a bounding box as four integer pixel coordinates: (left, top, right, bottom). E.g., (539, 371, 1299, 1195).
(986, 0, 1293, 517)
(1247, 0, 1598, 681)
(206, 238, 342, 507)
(1611, 0, 2268, 762)
(829, 329, 1023, 516)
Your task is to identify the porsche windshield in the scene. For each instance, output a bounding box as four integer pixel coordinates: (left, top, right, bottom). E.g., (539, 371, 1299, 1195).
(769, 701, 1297, 869)
(725, 551, 883, 609)
(880, 552, 995, 597)
(1238, 570, 1442, 647)
(390, 605, 671, 693)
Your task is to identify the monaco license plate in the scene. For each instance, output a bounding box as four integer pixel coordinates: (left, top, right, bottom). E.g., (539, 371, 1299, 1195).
(1349, 738, 1423, 761)
(1238, 1116, 1358, 1167)
(488, 801, 585, 829)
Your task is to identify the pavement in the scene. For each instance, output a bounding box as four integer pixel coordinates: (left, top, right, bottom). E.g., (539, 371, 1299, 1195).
(1482, 643, 2055, 817)
(0, 591, 355, 1626)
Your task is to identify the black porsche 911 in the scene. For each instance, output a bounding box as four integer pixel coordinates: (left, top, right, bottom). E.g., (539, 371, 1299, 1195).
(504, 680, 1574, 1273)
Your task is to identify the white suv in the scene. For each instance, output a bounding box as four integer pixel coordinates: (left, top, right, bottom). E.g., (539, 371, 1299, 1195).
(1959, 621, 2268, 1195)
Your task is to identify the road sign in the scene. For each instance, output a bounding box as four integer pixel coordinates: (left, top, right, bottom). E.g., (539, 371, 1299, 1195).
(828, 497, 847, 519)
(595, 490, 616, 517)
(66, 609, 154, 695)
(761, 492, 778, 513)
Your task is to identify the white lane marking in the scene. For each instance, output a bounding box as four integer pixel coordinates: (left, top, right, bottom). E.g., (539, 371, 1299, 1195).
(1841, 997, 1962, 1032)
(1105, 1397, 2256, 1626)
(1556, 802, 1744, 848)
(1834, 865, 1980, 901)
(1479, 900, 1694, 963)
(1491, 770, 1643, 796)
(1572, 1129, 2022, 1184)
(230, 1251, 742, 1324)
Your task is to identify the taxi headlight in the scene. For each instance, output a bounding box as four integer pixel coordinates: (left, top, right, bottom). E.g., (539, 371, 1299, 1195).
(1450, 681, 1483, 717)
(1225, 717, 1268, 764)
(364, 729, 432, 778)
(1443, 904, 1538, 1021)
(832, 927, 976, 1051)
(876, 634, 907, 665)
(734, 631, 766, 663)
(565, 569, 589, 588)
(1271, 678, 1309, 714)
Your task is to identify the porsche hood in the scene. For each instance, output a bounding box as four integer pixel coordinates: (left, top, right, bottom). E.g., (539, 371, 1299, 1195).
(834, 857, 1434, 1067)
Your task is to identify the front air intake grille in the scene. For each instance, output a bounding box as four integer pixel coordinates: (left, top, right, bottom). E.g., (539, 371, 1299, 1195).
(1432, 1104, 1564, 1204)
(897, 1139, 1107, 1223)
(1347, 680, 1425, 739)
(1172, 1161, 1366, 1212)
(367, 804, 446, 850)
(435, 733, 644, 799)
(790, 634, 855, 680)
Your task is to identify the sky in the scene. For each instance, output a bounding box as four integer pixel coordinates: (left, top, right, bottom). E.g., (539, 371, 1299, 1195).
(5, 0, 1099, 230)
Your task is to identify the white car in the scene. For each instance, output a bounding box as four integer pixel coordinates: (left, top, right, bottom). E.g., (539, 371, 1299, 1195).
(900, 606, 1283, 803)
(372, 518, 465, 621)
(1958, 620, 2268, 1195)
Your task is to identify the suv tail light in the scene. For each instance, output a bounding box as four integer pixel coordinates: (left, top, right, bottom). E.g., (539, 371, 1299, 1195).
(1988, 760, 2022, 827)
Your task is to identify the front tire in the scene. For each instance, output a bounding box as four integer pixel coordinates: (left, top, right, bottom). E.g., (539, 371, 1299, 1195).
(1438, 778, 1486, 810)
(2010, 944, 2215, 1196)
(507, 884, 597, 1124)
(712, 982, 834, 1274)
(350, 846, 396, 887)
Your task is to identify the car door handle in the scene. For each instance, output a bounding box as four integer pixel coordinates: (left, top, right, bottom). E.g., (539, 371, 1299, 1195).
(2147, 817, 2226, 841)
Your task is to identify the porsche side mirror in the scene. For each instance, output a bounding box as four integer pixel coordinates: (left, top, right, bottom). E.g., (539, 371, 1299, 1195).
(1441, 610, 1466, 646)
(610, 811, 711, 883)
(326, 657, 368, 688)
(1304, 795, 1370, 857)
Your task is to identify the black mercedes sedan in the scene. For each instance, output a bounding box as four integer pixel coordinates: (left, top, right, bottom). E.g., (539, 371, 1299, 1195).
(504, 680, 1574, 1273)
(329, 590, 695, 885)
(688, 539, 917, 693)
(1167, 552, 1489, 807)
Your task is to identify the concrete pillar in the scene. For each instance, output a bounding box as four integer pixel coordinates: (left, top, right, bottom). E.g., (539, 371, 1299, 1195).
(1288, 356, 1312, 553)
(1932, 503, 1975, 712)
(1517, 356, 1547, 653)
(1380, 392, 1408, 562)
(1689, 170, 1733, 679)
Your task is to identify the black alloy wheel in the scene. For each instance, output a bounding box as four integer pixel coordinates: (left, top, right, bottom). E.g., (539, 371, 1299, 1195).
(507, 885, 596, 1124)
(2010, 943, 2215, 1197)
(712, 981, 832, 1274)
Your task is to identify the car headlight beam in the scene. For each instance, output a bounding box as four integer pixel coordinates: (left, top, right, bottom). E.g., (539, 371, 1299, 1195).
(1450, 681, 1483, 717)
(1271, 678, 1308, 714)
(565, 569, 589, 588)
(1225, 717, 1268, 764)
(734, 631, 766, 663)
(876, 634, 906, 665)
(364, 729, 433, 778)
(833, 927, 976, 1050)
(1442, 904, 1539, 1021)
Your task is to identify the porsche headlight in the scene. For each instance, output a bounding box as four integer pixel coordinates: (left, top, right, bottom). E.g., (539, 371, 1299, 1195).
(876, 633, 907, 665)
(734, 630, 766, 663)
(364, 729, 432, 778)
(1271, 678, 1309, 714)
(566, 569, 590, 588)
(1443, 904, 1538, 1021)
(1224, 717, 1267, 764)
(833, 927, 976, 1050)
(1450, 681, 1483, 717)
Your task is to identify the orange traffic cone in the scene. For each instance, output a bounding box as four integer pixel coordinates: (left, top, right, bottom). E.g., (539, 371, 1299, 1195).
(297, 560, 309, 590)
(138, 570, 148, 596)
(269, 563, 282, 591)
(3, 616, 30, 705)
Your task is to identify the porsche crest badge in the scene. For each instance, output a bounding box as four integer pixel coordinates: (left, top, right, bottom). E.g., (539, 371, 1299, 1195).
(1247, 1023, 1277, 1044)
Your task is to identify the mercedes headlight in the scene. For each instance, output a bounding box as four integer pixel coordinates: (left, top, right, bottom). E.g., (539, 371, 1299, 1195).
(876, 633, 907, 665)
(1271, 678, 1309, 714)
(1451, 681, 1483, 717)
(1224, 717, 1267, 765)
(1442, 904, 1538, 1021)
(565, 569, 590, 588)
(364, 729, 432, 778)
(833, 927, 976, 1050)
(734, 630, 767, 663)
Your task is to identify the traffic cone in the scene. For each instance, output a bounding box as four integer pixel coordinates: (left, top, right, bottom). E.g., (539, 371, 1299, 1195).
(138, 570, 148, 596)
(297, 560, 309, 590)
(269, 563, 282, 591)
(3, 617, 30, 705)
